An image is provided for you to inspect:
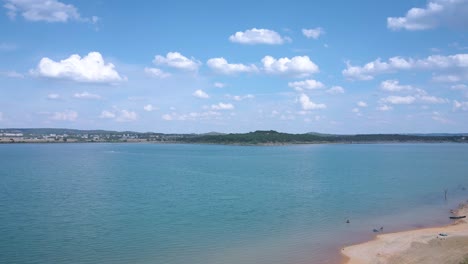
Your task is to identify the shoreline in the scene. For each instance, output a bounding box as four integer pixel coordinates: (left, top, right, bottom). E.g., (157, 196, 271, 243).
(341, 201, 468, 264)
(1, 140, 466, 146)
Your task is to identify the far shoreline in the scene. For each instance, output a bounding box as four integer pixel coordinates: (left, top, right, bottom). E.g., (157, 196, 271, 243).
(1, 139, 467, 146)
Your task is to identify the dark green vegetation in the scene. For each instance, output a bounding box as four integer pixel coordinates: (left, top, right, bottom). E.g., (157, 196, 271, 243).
(182, 130, 468, 144)
(1, 128, 467, 144)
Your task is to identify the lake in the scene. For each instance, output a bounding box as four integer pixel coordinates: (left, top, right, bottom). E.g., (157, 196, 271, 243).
(1, 143, 467, 264)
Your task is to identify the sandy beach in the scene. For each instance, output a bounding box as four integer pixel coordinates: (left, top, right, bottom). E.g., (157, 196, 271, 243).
(342, 202, 468, 264)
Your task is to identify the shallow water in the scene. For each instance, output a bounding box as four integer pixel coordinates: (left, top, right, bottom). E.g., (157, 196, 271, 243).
(0, 143, 467, 264)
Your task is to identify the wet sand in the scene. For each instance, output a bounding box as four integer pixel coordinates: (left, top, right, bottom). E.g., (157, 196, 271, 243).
(342, 202, 468, 264)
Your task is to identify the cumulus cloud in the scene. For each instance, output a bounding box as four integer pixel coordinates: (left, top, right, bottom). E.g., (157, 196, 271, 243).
(4, 0, 97, 23)
(387, 0, 468, 31)
(33, 52, 124, 83)
(302, 27, 325, 39)
(99, 110, 115, 119)
(377, 104, 393, 111)
(299, 94, 326, 110)
(380, 80, 414, 91)
(343, 53, 468, 80)
(1, 70, 24, 78)
(288, 79, 324, 91)
(419, 95, 448, 104)
(229, 28, 287, 45)
(357, 101, 368, 107)
(162, 111, 221, 121)
(451, 84, 467, 90)
(161, 114, 173, 121)
(144, 67, 171, 78)
(100, 109, 137, 122)
(73, 91, 101, 100)
(326, 86, 345, 94)
(262, 55, 319, 77)
(431, 111, 453, 124)
(453, 100, 468, 111)
(214, 82, 226, 88)
(117, 110, 137, 122)
(211, 102, 234, 110)
(153, 52, 201, 71)
(50, 110, 77, 121)
(226, 94, 254, 101)
(143, 104, 156, 112)
(47, 93, 60, 100)
(380, 95, 416, 105)
(207, 57, 258, 74)
(193, 89, 210, 99)
(380, 88, 448, 105)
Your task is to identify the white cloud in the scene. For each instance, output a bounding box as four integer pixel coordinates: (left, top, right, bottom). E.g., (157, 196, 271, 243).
(380, 95, 416, 105)
(432, 73, 468, 82)
(193, 89, 210, 99)
(4, 0, 96, 23)
(47, 93, 60, 100)
(451, 84, 467, 90)
(262, 55, 319, 77)
(33, 52, 124, 83)
(1, 70, 24, 78)
(227, 94, 254, 101)
(211, 102, 234, 110)
(143, 104, 156, 112)
(288, 79, 324, 91)
(419, 95, 448, 104)
(352, 108, 360, 113)
(207, 57, 258, 74)
(162, 111, 221, 121)
(326, 86, 345, 94)
(431, 111, 452, 124)
(144, 67, 171, 78)
(357, 101, 368, 107)
(214, 82, 226, 88)
(100, 109, 137, 122)
(229, 28, 286, 45)
(343, 53, 468, 80)
(117, 110, 138, 122)
(380, 80, 413, 92)
(302, 27, 325, 39)
(153, 52, 200, 71)
(453, 100, 468, 111)
(50, 110, 77, 121)
(387, 0, 468, 31)
(99, 110, 116, 119)
(162, 114, 173, 121)
(380, 90, 447, 106)
(299, 94, 326, 110)
(377, 104, 393, 111)
(73, 91, 101, 100)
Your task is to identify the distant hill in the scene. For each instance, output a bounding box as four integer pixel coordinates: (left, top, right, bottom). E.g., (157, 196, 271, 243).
(1, 128, 467, 144)
(182, 130, 468, 144)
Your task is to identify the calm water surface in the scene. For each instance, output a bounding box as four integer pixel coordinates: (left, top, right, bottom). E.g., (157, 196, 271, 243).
(1, 143, 467, 264)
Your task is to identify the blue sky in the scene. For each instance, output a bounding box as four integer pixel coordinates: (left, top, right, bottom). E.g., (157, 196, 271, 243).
(1, 0, 467, 133)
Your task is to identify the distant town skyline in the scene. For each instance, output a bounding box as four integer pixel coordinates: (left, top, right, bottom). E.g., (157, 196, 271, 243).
(1, 0, 468, 133)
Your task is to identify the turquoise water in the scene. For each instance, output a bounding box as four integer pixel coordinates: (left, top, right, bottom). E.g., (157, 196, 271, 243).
(1, 143, 467, 264)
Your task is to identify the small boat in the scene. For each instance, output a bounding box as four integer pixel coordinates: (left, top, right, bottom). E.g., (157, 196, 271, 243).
(449, 215, 466, 219)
